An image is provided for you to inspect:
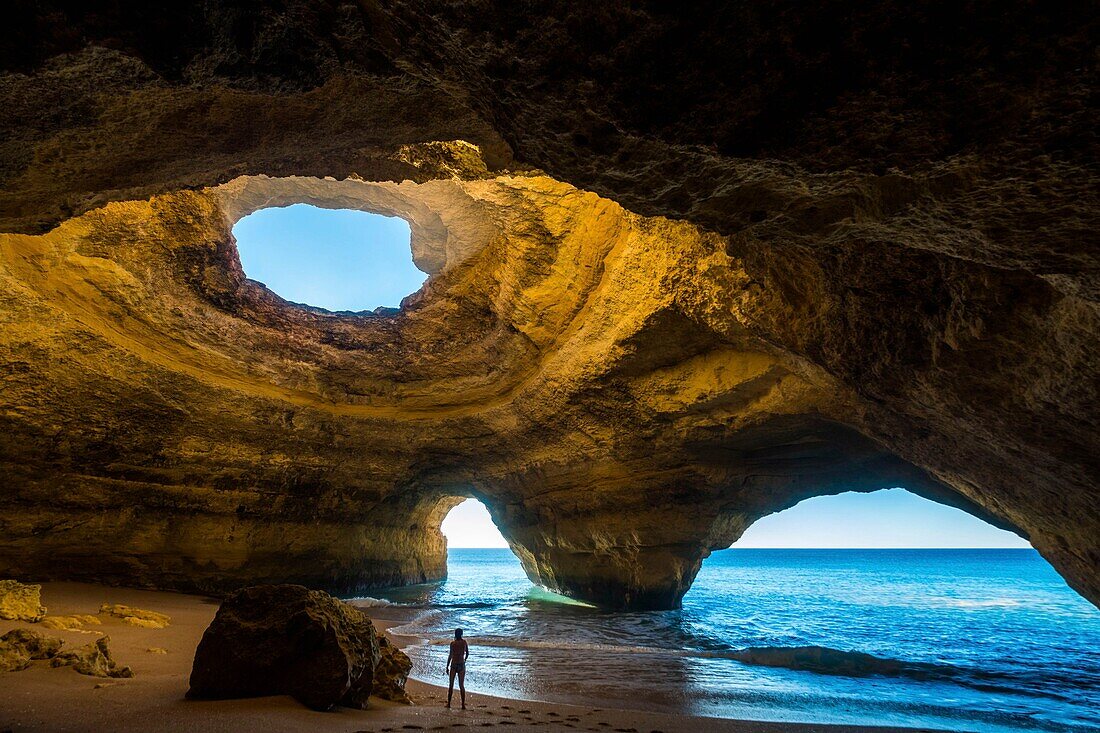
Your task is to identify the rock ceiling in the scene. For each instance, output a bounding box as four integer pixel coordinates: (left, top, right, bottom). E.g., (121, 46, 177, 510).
(0, 2, 1096, 609)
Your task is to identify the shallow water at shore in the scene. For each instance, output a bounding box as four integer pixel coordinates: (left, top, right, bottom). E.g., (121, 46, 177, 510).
(360, 548, 1100, 733)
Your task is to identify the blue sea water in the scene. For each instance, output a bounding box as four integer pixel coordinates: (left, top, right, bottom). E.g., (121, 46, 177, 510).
(364, 549, 1100, 732)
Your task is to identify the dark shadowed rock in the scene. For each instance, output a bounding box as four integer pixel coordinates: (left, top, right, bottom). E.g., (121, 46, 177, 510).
(187, 585, 381, 711)
(0, 628, 63, 672)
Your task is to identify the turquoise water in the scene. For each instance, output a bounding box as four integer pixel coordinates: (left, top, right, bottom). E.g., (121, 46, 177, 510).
(365, 549, 1100, 732)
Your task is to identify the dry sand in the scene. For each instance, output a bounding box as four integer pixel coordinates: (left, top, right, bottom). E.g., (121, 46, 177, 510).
(0, 583, 943, 733)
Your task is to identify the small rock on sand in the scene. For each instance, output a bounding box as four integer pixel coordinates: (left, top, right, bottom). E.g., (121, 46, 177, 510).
(51, 636, 134, 678)
(41, 614, 103, 632)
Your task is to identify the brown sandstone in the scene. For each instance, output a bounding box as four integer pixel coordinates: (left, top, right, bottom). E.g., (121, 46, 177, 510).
(188, 584, 384, 710)
(0, 580, 47, 622)
(0, 628, 63, 671)
(50, 635, 134, 678)
(0, 2, 1095, 611)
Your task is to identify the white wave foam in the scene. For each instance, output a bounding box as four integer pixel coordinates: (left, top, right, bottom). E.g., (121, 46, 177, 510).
(347, 596, 399, 608)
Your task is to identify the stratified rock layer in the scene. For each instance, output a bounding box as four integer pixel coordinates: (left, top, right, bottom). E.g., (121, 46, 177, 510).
(0, 2, 1097, 609)
(188, 585, 381, 710)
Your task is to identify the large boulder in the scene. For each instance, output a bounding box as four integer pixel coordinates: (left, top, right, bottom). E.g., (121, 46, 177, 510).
(50, 636, 133, 678)
(0, 580, 46, 622)
(0, 628, 63, 672)
(187, 585, 382, 711)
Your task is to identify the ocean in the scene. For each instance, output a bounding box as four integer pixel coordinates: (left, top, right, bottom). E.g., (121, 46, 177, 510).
(361, 548, 1100, 732)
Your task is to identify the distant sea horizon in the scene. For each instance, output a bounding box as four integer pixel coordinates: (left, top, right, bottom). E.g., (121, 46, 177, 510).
(362, 547, 1100, 733)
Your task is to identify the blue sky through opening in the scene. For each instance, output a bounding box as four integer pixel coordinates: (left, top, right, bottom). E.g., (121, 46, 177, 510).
(442, 490, 1030, 549)
(233, 204, 425, 311)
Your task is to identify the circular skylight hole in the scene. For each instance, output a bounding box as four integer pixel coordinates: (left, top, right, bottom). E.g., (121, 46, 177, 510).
(232, 204, 425, 312)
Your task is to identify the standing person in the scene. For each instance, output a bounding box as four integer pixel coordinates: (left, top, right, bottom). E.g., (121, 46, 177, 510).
(446, 628, 469, 709)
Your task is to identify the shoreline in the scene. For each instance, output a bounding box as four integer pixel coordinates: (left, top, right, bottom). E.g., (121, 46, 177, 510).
(0, 582, 946, 733)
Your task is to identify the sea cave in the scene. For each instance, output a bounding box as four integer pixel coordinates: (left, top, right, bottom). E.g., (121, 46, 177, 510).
(0, 3, 1096, 732)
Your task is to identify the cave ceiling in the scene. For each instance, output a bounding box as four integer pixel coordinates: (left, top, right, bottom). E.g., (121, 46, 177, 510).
(0, 2, 1096, 610)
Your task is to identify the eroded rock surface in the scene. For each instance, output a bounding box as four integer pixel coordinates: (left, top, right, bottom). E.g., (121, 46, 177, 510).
(41, 615, 102, 632)
(0, 2, 1096, 609)
(0, 580, 46, 622)
(0, 628, 63, 671)
(188, 584, 381, 710)
(374, 634, 413, 704)
(100, 604, 171, 629)
(51, 636, 133, 678)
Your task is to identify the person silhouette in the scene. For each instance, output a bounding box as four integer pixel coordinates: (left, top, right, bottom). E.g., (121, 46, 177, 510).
(445, 628, 469, 709)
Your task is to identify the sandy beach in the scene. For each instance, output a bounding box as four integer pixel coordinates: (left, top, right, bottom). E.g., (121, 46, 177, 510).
(0, 582, 944, 733)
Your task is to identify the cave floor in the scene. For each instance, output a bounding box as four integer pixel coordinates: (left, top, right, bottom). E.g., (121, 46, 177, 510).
(0, 582, 944, 733)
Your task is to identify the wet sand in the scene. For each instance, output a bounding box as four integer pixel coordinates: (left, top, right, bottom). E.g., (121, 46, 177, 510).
(0, 582, 944, 733)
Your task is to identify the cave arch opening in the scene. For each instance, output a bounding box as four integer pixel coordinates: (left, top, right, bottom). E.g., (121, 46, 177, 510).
(427, 496, 587, 606)
(687, 485, 1077, 609)
(231, 203, 425, 312)
(440, 498, 509, 550)
(732, 487, 1030, 550)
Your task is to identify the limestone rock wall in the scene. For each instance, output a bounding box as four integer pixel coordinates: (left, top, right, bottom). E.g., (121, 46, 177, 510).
(0, 2, 1096, 609)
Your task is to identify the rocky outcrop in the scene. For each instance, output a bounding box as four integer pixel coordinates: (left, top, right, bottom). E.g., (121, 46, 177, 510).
(51, 636, 133, 678)
(0, 2, 1096, 610)
(0, 628, 63, 671)
(0, 580, 46, 622)
(188, 585, 382, 710)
